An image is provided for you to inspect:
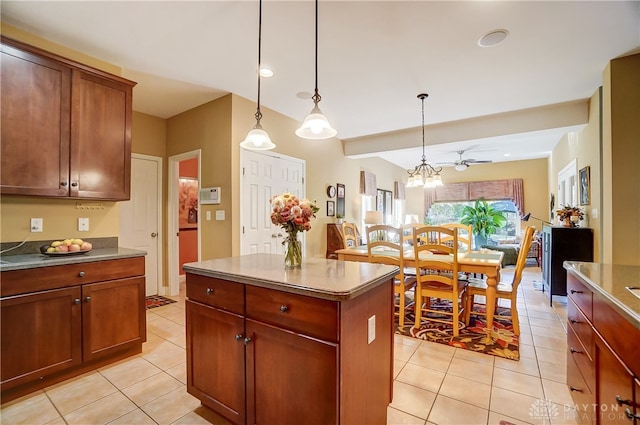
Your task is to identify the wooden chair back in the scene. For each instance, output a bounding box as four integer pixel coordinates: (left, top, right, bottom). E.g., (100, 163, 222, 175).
(439, 223, 472, 251)
(412, 225, 459, 283)
(511, 226, 536, 292)
(366, 225, 403, 266)
(341, 222, 359, 248)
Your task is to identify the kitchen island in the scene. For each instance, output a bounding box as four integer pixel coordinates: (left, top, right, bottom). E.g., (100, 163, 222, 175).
(563, 262, 640, 424)
(183, 254, 398, 425)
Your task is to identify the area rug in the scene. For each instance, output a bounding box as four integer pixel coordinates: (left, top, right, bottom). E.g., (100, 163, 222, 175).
(395, 299, 520, 360)
(145, 295, 177, 309)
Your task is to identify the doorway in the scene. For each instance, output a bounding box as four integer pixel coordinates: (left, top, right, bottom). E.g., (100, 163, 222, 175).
(119, 154, 162, 296)
(168, 149, 201, 296)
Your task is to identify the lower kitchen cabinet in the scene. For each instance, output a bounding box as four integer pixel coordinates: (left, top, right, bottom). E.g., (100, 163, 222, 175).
(595, 335, 637, 424)
(0, 255, 146, 401)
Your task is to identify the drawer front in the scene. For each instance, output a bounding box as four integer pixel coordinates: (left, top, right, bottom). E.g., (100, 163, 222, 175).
(566, 353, 596, 424)
(567, 274, 593, 322)
(1, 257, 145, 297)
(186, 274, 244, 315)
(245, 286, 338, 342)
(567, 299, 594, 359)
(568, 325, 595, 394)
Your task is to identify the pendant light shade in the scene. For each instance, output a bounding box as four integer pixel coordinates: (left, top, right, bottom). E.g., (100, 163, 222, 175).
(406, 93, 443, 188)
(296, 0, 336, 139)
(240, 0, 275, 151)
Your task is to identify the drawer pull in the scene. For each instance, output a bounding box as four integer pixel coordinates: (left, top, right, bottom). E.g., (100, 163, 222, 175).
(60, 181, 68, 187)
(78, 271, 85, 277)
(625, 408, 640, 420)
(71, 182, 78, 187)
(569, 386, 583, 393)
(73, 298, 81, 305)
(84, 296, 91, 303)
(235, 334, 243, 341)
(569, 319, 578, 324)
(279, 305, 289, 313)
(570, 348, 582, 354)
(206, 288, 214, 295)
(243, 337, 252, 345)
(616, 395, 632, 406)
(570, 289, 583, 294)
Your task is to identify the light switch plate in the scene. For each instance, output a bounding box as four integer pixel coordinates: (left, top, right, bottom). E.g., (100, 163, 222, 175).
(206, 211, 212, 221)
(78, 217, 89, 231)
(215, 210, 225, 221)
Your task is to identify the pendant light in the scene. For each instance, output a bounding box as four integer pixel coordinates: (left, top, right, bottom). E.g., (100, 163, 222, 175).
(240, 0, 276, 150)
(406, 93, 443, 188)
(295, 0, 337, 139)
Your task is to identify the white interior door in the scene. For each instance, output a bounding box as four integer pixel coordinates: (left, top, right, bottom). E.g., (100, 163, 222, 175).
(241, 151, 305, 255)
(119, 154, 162, 296)
(558, 159, 578, 210)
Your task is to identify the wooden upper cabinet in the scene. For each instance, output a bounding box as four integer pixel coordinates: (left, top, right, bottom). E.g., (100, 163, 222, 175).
(0, 36, 136, 200)
(0, 43, 71, 197)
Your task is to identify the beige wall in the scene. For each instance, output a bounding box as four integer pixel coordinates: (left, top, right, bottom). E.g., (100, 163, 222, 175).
(405, 158, 549, 232)
(603, 54, 640, 265)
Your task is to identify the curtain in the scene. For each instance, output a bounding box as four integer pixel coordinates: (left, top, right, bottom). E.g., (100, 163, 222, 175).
(393, 181, 406, 200)
(424, 178, 524, 216)
(359, 170, 377, 196)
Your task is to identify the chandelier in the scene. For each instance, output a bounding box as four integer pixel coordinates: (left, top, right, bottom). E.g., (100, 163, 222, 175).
(406, 93, 443, 188)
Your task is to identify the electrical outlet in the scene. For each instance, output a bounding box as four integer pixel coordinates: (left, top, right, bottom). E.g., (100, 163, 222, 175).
(30, 218, 43, 232)
(78, 217, 90, 231)
(367, 315, 376, 344)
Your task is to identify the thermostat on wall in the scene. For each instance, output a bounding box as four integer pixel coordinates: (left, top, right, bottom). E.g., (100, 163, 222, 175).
(200, 187, 221, 204)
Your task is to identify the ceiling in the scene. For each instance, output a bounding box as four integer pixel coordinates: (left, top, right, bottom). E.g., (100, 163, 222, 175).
(2, 1, 639, 170)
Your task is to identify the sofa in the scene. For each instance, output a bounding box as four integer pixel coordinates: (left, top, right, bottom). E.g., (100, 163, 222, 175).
(483, 232, 541, 267)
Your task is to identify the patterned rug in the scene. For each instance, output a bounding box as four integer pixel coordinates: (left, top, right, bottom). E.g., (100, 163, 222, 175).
(145, 295, 177, 309)
(395, 299, 520, 360)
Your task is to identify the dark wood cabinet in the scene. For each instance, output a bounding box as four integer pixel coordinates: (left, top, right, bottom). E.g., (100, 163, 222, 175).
(326, 223, 361, 259)
(595, 335, 636, 424)
(0, 36, 135, 200)
(1, 256, 145, 401)
(542, 226, 593, 305)
(186, 268, 393, 424)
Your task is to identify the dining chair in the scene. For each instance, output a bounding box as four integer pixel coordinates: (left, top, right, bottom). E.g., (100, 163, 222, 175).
(412, 226, 466, 336)
(366, 225, 416, 327)
(341, 222, 359, 248)
(439, 223, 472, 251)
(463, 225, 536, 335)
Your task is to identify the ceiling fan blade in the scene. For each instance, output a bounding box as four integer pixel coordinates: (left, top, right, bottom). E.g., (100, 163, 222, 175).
(467, 159, 493, 164)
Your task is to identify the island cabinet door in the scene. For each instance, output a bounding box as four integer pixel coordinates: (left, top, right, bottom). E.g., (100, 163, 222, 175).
(81, 277, 146, 362)
(1, 287, 82, 391)
(595, 336, 635, 425)
(245, 319, 338, 425)
(186, 300, 246, 425)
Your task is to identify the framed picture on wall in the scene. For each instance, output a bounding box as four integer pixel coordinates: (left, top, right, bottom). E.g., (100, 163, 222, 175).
(579, 166, 590, 205)
(336, 183, 345, 217)
(327, 200, 335, 217)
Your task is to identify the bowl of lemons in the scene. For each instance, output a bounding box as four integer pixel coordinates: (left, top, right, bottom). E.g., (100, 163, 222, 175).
(40, 239, 93, 256)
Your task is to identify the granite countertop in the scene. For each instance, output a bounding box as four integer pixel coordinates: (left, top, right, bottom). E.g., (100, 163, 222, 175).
(564, 261, 640, 328)
(183, 253, 399, 301)
(0, 247, 146, 272)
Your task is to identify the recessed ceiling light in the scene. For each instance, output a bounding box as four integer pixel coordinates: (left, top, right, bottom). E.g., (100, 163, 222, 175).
(504, 153, 511, 157)
(478, 29, 509, 47)
(259, 67, 273, 78)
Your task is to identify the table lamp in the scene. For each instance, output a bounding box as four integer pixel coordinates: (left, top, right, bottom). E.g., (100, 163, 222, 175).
(364, 211, 383, 242)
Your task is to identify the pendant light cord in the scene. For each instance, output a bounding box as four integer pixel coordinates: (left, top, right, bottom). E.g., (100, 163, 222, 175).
(255, 0, 264, 124)
(312, 0, 321, 105)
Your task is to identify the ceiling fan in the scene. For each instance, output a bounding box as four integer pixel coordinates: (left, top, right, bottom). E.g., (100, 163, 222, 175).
(440, 150, 493, 171)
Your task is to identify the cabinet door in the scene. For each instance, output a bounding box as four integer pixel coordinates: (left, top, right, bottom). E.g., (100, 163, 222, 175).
(596, 338, 635, 424)
(246, 319, 338, 424)
(1, 287, 82, 391)
(70, 70, 133, 200)
(1, 42, 71, 197)
(82, 277, 145, 362)
(186, 300, 245, 424)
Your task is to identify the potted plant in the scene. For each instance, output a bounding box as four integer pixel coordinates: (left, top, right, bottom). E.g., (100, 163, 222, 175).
(556, 205, 584, 227)
(460, 198, 508, 249)
(335, 213, 344, 224)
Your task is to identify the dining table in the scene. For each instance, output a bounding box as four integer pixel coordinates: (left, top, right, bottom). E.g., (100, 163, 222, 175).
(335, 245, 505, 343)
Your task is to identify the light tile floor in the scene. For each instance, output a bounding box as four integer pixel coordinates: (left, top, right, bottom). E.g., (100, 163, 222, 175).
(1, 266, 580, 425)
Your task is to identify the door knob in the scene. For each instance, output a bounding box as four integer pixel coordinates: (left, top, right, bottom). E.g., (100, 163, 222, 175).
(151, 232, 158, 237)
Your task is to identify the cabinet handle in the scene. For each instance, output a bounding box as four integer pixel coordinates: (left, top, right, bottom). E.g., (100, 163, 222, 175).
(279, 305, 289, 313)
(570, 289, 583, 294)
(569, 319, 578, 324)
(73, 298, 81, 304)
(569, 386, 583, 393)
(625, 408, 640, 420)
(206, 288, 214, 295)
(570, 348, 582, 354)
(84, 296, 91, 302)
(235, 334, 243, 341)
(243, 337, 252, 345)
(60, 181, 68, 187)
(71, 182, 78, 187)
(616, 395, 632, 406)
(78, 271, 85, 277)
